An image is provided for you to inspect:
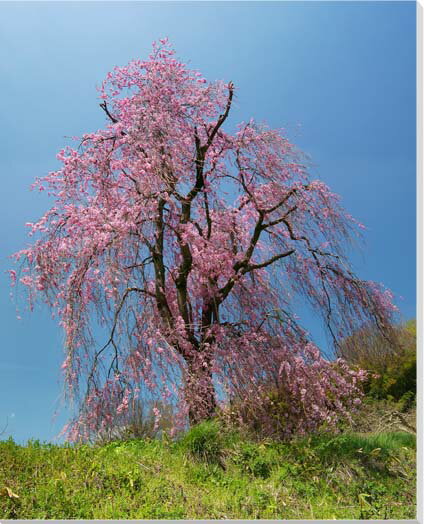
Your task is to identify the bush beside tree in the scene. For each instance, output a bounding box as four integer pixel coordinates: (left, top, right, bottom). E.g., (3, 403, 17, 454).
(339, 320, 416, 407)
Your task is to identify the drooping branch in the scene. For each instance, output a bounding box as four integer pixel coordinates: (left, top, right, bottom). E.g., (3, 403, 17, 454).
(87, 286, 155, 391)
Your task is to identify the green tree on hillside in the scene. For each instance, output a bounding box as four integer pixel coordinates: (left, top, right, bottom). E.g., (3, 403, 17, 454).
(339, 320, 416, 404)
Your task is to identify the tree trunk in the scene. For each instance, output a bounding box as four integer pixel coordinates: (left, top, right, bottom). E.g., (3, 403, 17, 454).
(185, 355, 216, 425)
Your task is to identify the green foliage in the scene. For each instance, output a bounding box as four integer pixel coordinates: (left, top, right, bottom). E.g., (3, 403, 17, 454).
(178, 420, 230, 464)
(230, 442, 277, 479)
(313, 432, 415, 462)
(0, 428, 415, 519)
(367, 348, 416, 404)
(340, 320, 416, 402)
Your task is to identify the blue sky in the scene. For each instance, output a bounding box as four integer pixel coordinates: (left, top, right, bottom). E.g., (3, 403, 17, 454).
(0, 1, 416, 443)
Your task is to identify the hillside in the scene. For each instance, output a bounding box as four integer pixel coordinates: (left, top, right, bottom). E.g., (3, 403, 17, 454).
(0, 423, 416, 520)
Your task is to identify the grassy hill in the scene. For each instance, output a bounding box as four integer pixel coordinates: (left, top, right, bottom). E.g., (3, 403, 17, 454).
(0, 422, 416, 520)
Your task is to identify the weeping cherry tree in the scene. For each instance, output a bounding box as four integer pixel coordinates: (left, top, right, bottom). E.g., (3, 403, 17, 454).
(12, 40, 397, 440)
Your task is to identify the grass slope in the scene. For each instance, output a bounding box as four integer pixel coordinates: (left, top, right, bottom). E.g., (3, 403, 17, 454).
(0, 423, 416, 519)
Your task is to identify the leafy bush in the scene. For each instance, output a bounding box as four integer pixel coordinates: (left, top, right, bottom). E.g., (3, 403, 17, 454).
(231, 442, 277, 479)
(179, 420, 226, 464)
(339, 320, 416, 402)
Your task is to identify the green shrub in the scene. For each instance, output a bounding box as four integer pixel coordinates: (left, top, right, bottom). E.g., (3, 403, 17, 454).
(179, 420, 225, 464)
(339, 320, 416, 402)
(231, 442, 275, 479)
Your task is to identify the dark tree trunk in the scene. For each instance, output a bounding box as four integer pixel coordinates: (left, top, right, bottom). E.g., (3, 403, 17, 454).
(185, 356, 217, 425)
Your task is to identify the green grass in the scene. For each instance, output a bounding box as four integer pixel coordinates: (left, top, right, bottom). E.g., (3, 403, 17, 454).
(0, 424, 416, 519)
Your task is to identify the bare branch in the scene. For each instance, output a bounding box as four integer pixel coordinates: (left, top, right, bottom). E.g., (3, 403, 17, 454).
(99, 101, 119, 125)
(243, 249, 296, 273)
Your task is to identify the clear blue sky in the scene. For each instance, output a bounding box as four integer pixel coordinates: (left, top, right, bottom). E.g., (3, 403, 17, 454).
(0, 1, 416, 443)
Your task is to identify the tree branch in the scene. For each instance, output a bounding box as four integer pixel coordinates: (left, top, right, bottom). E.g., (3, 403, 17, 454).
(243, 249, 295, 273)
(203, 81, 234, 151)
(99, 101, 119, 124)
